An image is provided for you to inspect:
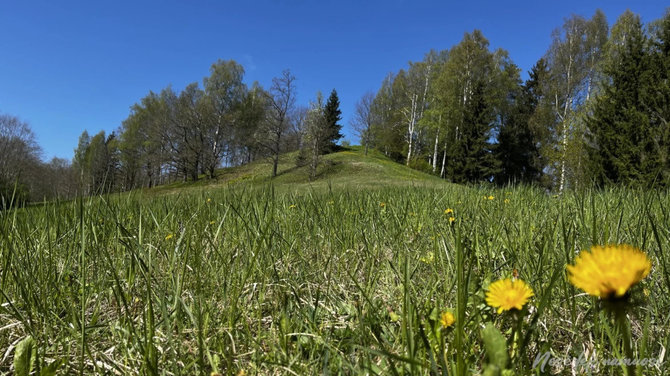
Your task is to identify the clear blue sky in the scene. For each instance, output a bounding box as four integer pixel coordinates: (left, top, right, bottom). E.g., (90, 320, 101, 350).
(0, 0, 667, 161)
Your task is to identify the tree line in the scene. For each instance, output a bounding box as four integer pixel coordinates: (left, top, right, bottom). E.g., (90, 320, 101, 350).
(0, 114, 78, 207)
(70, 63, 344, 195)
(1, 62, 344, 204)
(352, 9, 670, 190)
(2, 8, 669, 205)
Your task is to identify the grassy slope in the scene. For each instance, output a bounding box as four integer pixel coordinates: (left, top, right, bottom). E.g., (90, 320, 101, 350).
(3, 148, 670, 375)
(150, 146, 448, 196)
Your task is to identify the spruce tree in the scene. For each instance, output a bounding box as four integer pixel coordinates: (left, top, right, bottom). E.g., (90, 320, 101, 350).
(586, 13, 662, 186)
(447, 82, 498, 183)
(495, 60, 545, 184)
(649, 11, 670, 183)
(323, 89, 343, 151)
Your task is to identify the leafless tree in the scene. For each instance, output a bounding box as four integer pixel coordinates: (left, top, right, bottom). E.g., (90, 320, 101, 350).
(0, 114, 43, 202)
(259, 69, 296, 177)
(350, 91, 375, 155)
(289, 105, 309, 151)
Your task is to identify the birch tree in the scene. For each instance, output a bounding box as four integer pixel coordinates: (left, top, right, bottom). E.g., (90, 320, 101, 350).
(303, 92, 329, 180)
(203, 60, 246, 178)
(259, 69, 296, 177)
(351, 91, 375, 155)
(401, 59, 432, 165)
(0, 114, 42, 204)
(433, 30, 502, 182)
(543, 12, 608, 191)
(370, 73, 405, 161)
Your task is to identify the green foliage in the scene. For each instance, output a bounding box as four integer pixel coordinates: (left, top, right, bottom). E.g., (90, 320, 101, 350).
(323, 89, 343, 151)
(586, 11, 669, 187)
(369, 73, 407, 162)
(13, 336, 36, 376)
(113, 60, 285, 188)
(39, 359, 64, 376)
(0, 179, 29, 210)
(446, 82, 499, 183)
(359, 9, 666, 190)
(72, 130, 120, 195)
(431, 30, 515, 183)
(407, 158, 433, 174)
(481, 324, 509, 376)
(294, 147, 309, 167)
(495, 60, 545, 185)
(2, 154, 670, 374)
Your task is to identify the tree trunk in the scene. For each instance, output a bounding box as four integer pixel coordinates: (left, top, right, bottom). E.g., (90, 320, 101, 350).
(310, 140, 318, 181)
(406, 93, 419, 166)
(440, 141, 447, 178)
(272, 155, 279, 177)
(272, 131, 281, 177)
(432, 131, 439, 173)
(559, 134, 568, 192)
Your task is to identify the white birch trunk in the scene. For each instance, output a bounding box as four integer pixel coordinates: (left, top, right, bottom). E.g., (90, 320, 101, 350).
(432, 130, 439, 173)
(406, 93, 417, 165)
(440, 141, 448, 178)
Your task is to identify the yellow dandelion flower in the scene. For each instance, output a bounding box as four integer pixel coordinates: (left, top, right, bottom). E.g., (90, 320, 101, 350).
(207, 198, 212, 203)
(420, 252, 434, 264)
(440, 311, 455, 328)
(566, 244, 651, 299)
(444, 208, 454, 215)
(485, 278, 534, 313)
(289, 204, 297, 209)
(165, 233, 174, 241)
(488, 195, 495, 200)
(380, 202, 386, 208)
(449, 216, 456, 223)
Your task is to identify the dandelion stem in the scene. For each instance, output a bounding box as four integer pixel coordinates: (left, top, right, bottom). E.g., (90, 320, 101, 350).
(513, 310, 523, 362)
(615, 306, 636, 376)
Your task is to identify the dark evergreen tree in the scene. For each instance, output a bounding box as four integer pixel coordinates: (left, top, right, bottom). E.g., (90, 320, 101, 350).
(495, 60, 545, 184)
(586, 14, 664, 186)
(323, 89, 343, 151)
(447, 82, 498, 183)
(648, 11, 670, 183)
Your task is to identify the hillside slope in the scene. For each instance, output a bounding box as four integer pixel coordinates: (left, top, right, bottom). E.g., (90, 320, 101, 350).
(152, 146, 448, 195)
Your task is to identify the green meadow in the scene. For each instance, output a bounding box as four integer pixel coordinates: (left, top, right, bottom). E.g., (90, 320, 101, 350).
(1, 148, 669, 375)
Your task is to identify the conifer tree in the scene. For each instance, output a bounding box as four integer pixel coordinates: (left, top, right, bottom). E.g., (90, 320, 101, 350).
(649, 11, 670, 183)
(586, 12, 663, 186)
(447, 82, 498, 183)
(495, 60, 545, 184)
(323, 89, 343, 151)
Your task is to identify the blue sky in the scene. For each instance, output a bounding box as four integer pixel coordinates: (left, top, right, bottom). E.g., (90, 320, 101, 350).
(0, 0, 667, 160)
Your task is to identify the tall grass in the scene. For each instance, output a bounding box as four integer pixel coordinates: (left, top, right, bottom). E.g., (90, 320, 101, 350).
(0, 185, 668, 374)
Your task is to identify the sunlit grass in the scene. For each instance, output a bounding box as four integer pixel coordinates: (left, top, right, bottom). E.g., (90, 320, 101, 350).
(1, 168, 669, 374)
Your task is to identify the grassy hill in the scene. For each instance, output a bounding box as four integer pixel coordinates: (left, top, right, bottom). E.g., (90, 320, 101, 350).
(3, 147, 670, 375)
(151, 146, 447, 195)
